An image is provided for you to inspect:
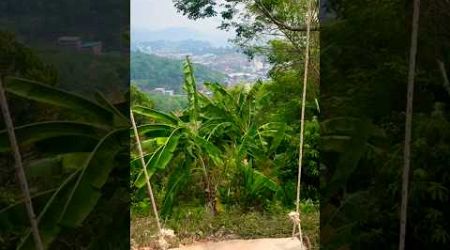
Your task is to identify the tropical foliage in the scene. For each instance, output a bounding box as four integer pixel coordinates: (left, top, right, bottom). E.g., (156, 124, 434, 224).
(0, 76, 130, 249)
(131, 1, 321, 247)
(320, 0, 450, 249)
(0, 32, 130, 249)
(131, 58, 319, 220)
(146, 92, 187, 113)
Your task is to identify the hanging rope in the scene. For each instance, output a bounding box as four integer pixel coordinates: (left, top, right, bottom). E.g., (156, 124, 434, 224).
(291, 0, 314, 247)
(0, 76, 44, 250)
(399, 0, 420, 250)
(130, 110, 169, 249)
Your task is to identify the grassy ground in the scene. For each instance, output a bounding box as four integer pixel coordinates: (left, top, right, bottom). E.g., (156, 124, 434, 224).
(131, 202, 319, 249)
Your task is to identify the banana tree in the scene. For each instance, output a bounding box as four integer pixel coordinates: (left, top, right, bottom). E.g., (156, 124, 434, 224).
(132, 58, 288, 216)
(0, 76, 129, 249)
(198, 81, 288, 206)
(132, 57, 223, 216)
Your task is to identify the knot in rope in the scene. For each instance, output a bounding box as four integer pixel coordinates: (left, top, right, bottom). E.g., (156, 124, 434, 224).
(288, 211, 300, 225)
(161, 228, 175, 238)
(158, 236, 169, 250)
(157, 228, 176, 250)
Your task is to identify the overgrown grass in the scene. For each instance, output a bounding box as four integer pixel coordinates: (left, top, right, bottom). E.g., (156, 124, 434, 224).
(131, 201, 319, 249)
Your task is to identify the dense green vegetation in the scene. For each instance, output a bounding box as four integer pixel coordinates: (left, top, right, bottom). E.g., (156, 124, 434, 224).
(131, 84, 154, 109)
(5, 0, 449, 249)
(0, 77, 130, 250)
(131, 52, 226, 93)
(0, 31, 130, 249)
(130, 0, 321, 249)
(147, 93, 187, 113)
(320, 0, 450, 249)
(131, 55, 319, 248)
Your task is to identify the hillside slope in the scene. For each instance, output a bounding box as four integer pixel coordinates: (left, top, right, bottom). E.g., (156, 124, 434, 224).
(131, 51, 226, 92)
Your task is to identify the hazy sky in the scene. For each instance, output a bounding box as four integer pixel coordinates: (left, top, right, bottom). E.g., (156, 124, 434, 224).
(131, 0, 232, 43)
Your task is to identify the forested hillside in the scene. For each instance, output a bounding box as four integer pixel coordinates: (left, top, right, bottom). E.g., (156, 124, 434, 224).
(0, 0, 128, 50)
(131, 51, 226, 92)
(38, 49, 128, 101)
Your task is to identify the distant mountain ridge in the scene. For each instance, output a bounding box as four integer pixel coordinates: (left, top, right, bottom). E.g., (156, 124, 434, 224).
(131, 27, 203, 41)
(131, 39, 237, 56)
(131, 27, 229, 46)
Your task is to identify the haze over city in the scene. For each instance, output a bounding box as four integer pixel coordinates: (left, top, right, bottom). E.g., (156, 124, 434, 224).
(131, 0, 233, 46)
(131, 0, 271, 92)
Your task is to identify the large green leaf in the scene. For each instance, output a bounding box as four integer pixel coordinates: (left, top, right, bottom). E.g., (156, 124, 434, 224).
(33, 136, 99, 154)
(203, 121, 232, 141)
(160, 157, 191, 217)
(25, 153, 91, 178)
(132, 106, 179, 125)
(59, 129, 127, 225)
(93, 91, 129, 126)
(0, 121, 107, 152)
(237, 125, 258, 161)
(204, 82, 232, 99)
(258, 122, 287, 153)
(136, 124, 175, 138)
(323, 119, 373, 199)
(134, 132, 181, 188)
(18, 172, 79, 249)
(16, 129, 127, 249)
(183, 57, 200, 123)
(241, 161, 280, 195)
(0, 189, 56, 234)
(193, 135, 223, 166)
(4, 77, 114, 125)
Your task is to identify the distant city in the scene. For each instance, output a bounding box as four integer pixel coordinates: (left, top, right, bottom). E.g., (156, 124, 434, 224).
(56, 36, 103, 55)
(153, 87, 213, 97)
(132, 40, 271, 95)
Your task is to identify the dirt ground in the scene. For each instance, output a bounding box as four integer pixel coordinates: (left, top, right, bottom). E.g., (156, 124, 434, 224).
(168, 237, 305, 250)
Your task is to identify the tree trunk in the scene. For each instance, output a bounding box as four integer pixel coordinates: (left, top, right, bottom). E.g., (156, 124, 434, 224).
(199, 157, 216, 216)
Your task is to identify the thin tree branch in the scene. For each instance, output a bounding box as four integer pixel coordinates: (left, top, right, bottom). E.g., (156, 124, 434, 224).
(255, 0, 319, 32)
(0, 75, 44, 250)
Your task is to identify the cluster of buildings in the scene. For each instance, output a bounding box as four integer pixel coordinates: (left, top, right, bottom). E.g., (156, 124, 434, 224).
(134, 40, 271, 87)
(151, 87, 212, 96)
(57, 36, 102, 55)
(135, 40, 272, 95)
(153, 87, 174, 96)
(186, 53, 270, 86)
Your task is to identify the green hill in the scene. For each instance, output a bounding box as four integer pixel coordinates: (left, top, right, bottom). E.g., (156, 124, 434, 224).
(131, 51, 226, 93)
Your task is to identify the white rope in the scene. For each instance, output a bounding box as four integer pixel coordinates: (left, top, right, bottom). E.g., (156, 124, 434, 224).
(399, 0, 420, 249)
(291, 0, 314, 248)
(289, 211, 301, 225)
(130, 110, 169, 249)
(0, 76, 44, 250)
